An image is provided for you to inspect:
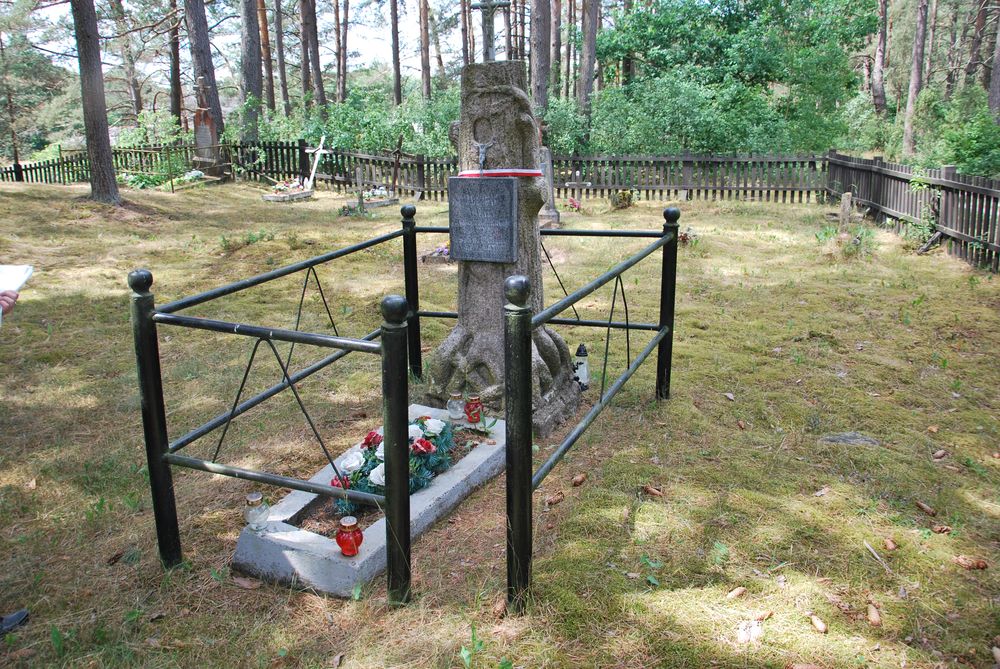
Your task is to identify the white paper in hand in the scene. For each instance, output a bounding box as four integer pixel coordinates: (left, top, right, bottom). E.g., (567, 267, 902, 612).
(0, 265, 33, 292)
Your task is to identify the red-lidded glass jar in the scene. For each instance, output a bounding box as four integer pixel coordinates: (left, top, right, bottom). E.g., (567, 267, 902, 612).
(464, 395, 483, 424)
(335, 516, 364, 557)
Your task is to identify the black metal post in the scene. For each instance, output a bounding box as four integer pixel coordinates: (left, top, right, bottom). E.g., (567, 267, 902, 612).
(380, 295, 411, 605)
(656, 208, 680, 399)
(503, 275, 533, 613)
(128, 269, 182, 567)
(401, 205, 422, 379)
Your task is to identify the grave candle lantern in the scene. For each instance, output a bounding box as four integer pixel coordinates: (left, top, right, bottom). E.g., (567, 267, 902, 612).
(573, 344, 590, 391)
(244, 492, 270, 531)
(447, 392, 465, 423)
(335, 516, 364, 557)
(464, 395, 483, 424)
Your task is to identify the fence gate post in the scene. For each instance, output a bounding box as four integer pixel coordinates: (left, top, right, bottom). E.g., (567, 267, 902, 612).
(380, 295, 412, 605)
(656, 208, 680, 400)
(127, 270, 183, 567)
(503, 275, 534, 613)
(400, 205, 423, 379)
(415, 154, 426, 201)
(297, 138, 309, 183)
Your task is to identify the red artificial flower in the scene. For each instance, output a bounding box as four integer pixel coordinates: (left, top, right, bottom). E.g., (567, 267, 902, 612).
(411, 437, 436, 455)
(362, 431, 383, 448)
(330, 476, 351, 489)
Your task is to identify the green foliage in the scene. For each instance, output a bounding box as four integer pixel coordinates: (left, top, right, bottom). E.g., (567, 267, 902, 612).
(219, 229, 275, 253)
(116, 110, 191, 147)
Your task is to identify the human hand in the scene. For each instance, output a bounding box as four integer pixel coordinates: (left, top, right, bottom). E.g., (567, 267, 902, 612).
(0, 290, 18, 315)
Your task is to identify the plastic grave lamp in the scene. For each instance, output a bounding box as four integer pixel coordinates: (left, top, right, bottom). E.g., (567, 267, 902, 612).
(573, 344, 590, 391)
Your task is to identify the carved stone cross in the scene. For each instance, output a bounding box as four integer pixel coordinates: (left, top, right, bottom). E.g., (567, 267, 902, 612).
(470, 0, 510, 62)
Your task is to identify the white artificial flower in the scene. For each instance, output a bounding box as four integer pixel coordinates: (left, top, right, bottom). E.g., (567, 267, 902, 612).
(368, 462, 386, 486)
(408, 424, 424, 441)
(375, 441, 385, 461)
(339, 450, 365, 473)
(423, 418, 446, 436)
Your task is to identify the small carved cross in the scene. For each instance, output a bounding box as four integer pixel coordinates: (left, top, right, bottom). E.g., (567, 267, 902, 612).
(470, 0, 510, 62)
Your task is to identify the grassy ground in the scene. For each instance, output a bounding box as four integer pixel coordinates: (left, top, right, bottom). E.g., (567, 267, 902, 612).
(0, 182, 998, 668)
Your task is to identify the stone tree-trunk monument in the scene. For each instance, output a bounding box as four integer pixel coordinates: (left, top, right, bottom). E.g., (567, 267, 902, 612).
(425, 61, 579, 435)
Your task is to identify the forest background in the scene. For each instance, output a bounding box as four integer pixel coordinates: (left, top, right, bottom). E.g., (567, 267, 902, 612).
(1, 0, 998, 183)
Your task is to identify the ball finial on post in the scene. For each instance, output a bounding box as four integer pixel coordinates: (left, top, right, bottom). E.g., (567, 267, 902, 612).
(400, 204, 417, 220)
(128, 269, 153, 292)
(504, 275, 530, 307)
(380, 294, 409, 324)
(663, 207, 681, 226)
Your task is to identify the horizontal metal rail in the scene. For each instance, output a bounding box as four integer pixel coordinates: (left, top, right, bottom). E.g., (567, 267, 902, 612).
(158, 229, 405, 313)
(416, 309, 657, 331)
(152, 312, 382, 354)
(540, 229, 663, 238)
(164, 453, 386, 506)
(411, 227, 663, 239)
(168, 328, 382, 453)
(532, 326, 669, 489)
(531, 233, 671, 329)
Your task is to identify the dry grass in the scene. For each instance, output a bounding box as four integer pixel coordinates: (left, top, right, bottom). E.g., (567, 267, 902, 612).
(0, 182, 998, 668)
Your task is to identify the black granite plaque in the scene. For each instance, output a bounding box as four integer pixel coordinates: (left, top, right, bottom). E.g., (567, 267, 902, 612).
(448, 176, 518, 263)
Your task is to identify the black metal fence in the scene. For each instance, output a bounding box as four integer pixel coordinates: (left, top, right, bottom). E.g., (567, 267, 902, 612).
(129, 212, 421, 604)
(131, 205, 679, 608)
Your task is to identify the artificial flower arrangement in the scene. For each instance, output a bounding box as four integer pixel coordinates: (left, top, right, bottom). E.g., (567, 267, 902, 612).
(272, 178, 304, 192)
(331, 416, 454, 514)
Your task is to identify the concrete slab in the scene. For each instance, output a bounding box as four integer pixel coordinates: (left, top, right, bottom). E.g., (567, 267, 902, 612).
(232, 404, 505, 597)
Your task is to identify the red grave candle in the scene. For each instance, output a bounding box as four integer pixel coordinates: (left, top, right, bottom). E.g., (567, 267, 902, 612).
(464, 395, 483, 424)
(335, 516, 364, 557)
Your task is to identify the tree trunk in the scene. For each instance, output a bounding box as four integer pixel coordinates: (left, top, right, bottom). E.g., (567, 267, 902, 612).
(622, 0, 634, 84)
(505, 5, 513, 58)
(258, 0, 276, 110)
(429, 9, 447, 88)
(71, 0, 120, 205)
(390, 0, 402, 104)
(964, 0, 987, 88)
(241, 0, 264, 140)
(990, 11, 1000, 120)
(550, 0, 561, 93)
(274, 0, 291, 113)
(0, 34, 21, 169)
(519, 0, 526, 62)
(303, 0, 326, 105)
(923, 0, 937, 84)
(903, 0, 929, 156)
(944, 0, 961, 99)
(419, 0, 431, 98)
(299, 0, 312, 101)
(185, 0, 225, 133)
(872, 0, 888, 114)
(460, 0, 470, 66)
(339, 0, 349, 101)
(531, 0, 550, 113)
(108, 0, 143, 120)
(576, 0, 598, 118)
(983, 15, 996, 89)
(565, 0, 573, 99)
(333, 0, 342, 100)
(169, 0, 183, 124)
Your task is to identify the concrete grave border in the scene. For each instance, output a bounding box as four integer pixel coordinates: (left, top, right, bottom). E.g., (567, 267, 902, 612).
(232, 404, 505, 597)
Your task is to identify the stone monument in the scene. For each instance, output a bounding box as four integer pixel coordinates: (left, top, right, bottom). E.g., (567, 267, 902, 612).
(424, 61, 579, 436)
(192, 76, 222, 176)
(537, 146, 561, 229)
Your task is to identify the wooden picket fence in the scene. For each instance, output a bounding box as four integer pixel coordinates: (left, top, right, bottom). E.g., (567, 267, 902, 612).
(3, 142, 997, 271)
(827, 152, 1000, 272)
(0, 142, 827, 203)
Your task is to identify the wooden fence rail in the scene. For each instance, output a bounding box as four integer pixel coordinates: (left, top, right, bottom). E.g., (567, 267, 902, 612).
(826, 151, 999, 272)
(0, 143, 827, 203)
